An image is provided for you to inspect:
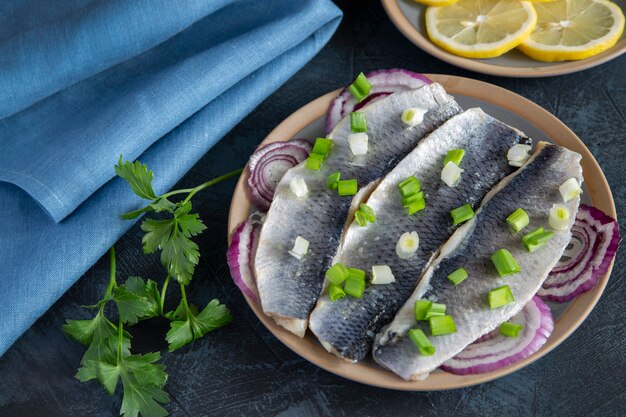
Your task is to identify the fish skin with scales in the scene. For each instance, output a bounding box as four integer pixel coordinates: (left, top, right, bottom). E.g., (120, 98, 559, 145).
(255, 84, 462, 336)
(309, 108, 530, 361)
(373, 143, 582, 380)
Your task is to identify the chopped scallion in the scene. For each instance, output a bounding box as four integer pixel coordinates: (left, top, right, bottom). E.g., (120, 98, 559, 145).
(326, 171, 341, 190)
(325, 263, 349, 285)
(429, 315, 456, 336)
(425, 302, 446, 319)
(398, 176, 421, 198)
(347, 268, 366, 282)
(350, 112, 367, 133)
(348, 72, 372, 102)
(311, 137, 333, 156)
(523, 230, 554, 252)
(355, 210, 368, 227)
(549, 204, 570, 231)
(403, 191, 425, 215)
(306, 152, 325, 171)
(408, 329, 435, 355)
(414, 300, 432, 321)
(447, 268, 468, 285)
(443, 149, 465, 167)
(450, 204, 474, 225)
(328, 284, 346, 302)
(344, 276, 365, 298)
(506, 208, 529, 233)
(359, 204, 376, 222)
(371, 265, 395, 285)
(491, 248, 521, 276)
(499, 322, 523, 337)
(488, 285, 514, 309)
(559, 178, 582, 202)
(338, 179, 358, 196)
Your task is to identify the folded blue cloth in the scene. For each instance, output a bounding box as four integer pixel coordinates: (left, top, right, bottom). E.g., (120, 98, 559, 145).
(0, 0, 341, 356)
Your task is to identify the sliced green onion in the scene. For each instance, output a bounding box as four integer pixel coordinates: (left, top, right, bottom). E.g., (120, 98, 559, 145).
(506, 208, 529, 233)
(338, 179, 358, 196)
(355, 210, 368, 227)
(499, 322, 523, 337)
(348, 267, 366, 282)
(398, 176, 421, 198)
(371, 265, 395, 285)
(344, 276, 365, 298)
(348, 132, 368, 155)
(311, 137, 333, 156)
(507, 144, 532, 167)
(549, 204, 570, 231)
(396, 231, 419, 259)
(443, 149, 465, 167)
(350, 112, 367, 133)
(447, 268, 468, 285)
(523, 230, 554, 252)
(401, 107, 427, 127)
(289, 177, 308, 198)
(403, 191, 425, 215)
(288, 236, 309, 260)
(522, 227, 544, 242)
(414, 300, 432, 321)
(429, 315, 456, 336)
(488, 285, 515, 309)
(306, 152, 325, 171)
(326, 171, 341, 190)
(450, 203, 474, 225)
(559, 178, 582, 202)
(425, 302, 446, 319)
(348, 72, 372, 102)
(441, 161, 464, 187)
(359, 204, 376, 222)
(325, 263, 349, 285)
(491, 248, 521, 276)
(408, 329, 435, 355)
(328, 284, 346, 302)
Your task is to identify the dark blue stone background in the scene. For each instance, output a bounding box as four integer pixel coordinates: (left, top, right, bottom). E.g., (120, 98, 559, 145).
(1, 1, 624, 416)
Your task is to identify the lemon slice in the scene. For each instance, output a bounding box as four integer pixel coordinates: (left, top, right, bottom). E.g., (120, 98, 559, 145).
(413, 0, 459, 6)
(425, 0, 538, 59)
(518, 0, 625, 61)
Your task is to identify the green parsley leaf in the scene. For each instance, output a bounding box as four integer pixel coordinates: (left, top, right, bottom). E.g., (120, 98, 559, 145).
(63, 309, 116, 347)
(124, 276, 162, 317)
(113, 286, 153, 325)
(166, 299, 232, 352)
(141, 202, 206, 284)
(115, 155, 158, 200)
(78, 352, 169, 417)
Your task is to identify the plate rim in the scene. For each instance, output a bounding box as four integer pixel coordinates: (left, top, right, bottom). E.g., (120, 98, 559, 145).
(227, 74, 617, 390)
(380, 0, 626, 78)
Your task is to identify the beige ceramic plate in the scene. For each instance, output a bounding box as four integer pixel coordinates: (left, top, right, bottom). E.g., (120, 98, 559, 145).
(227, 75, 616, 390)
(381, 0, 626, 78)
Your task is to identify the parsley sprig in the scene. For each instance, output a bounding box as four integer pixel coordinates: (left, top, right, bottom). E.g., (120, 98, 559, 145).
(64, 157, 242, 416)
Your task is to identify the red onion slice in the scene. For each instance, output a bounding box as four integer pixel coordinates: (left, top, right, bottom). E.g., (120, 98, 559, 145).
(247, 138, 312, 211)
(325, 69, 432, 133)
(538, 204, 620, 303)
(226, 213, 264, 304)
(440, 296, 553, 375)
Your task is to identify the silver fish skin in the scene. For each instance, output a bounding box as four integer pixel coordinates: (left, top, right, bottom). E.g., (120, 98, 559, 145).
(373, 143, 582, 380)
(255, 84, 462, 337)
(309, 108, 530, 361)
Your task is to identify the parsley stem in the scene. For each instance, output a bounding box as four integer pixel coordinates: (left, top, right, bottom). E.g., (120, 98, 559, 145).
(180, 283, 190, 313)
(160, 275, 170, 315)
(117, 319, 124, 362)
(102, 246, 118, 311)
(159, 167, 244, 203)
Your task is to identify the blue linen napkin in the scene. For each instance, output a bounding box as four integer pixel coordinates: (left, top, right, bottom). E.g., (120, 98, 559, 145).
(0, 0, 341, 356)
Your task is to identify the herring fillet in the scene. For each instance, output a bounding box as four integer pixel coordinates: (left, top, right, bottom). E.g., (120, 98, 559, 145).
(255, 84, 462, 336)
(373, 143, 582, 380)
(309, 108, 529, 361)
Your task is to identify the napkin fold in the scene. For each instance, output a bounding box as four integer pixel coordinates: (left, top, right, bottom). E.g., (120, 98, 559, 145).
(0, 0, 341, 356)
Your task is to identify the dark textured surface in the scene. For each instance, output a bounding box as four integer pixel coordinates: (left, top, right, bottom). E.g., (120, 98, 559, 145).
(0, 1, 624, 416)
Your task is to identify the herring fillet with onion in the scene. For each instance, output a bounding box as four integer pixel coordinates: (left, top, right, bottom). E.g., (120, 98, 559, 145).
(255, 84, 462, 337)
(309, 108, 529, 360)
(373, 143, 582, 380)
